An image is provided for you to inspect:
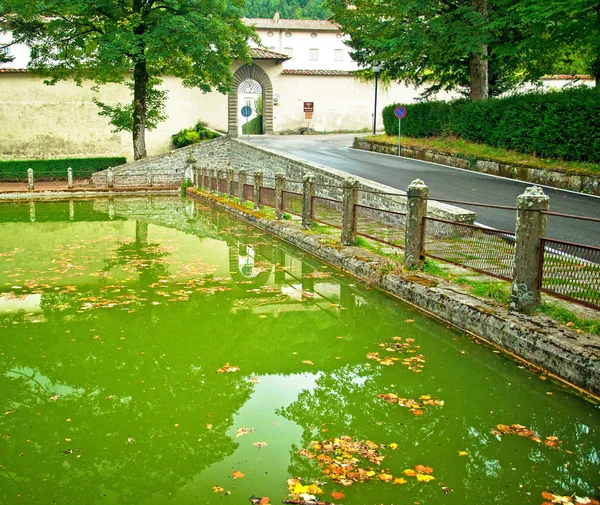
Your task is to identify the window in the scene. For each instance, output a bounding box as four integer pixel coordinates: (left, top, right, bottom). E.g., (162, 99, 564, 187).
(309, 49, 318, 61)
(335, 49, 344, 61)
(267, 31, 274, 37)
(0, 46, 9, 57)
(285, 32, 292, 38)
(284, 47, 294, 58)
(310, 33, 317, 38)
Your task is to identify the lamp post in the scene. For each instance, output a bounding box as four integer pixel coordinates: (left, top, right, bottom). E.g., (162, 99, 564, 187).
(373, 64, 382, 136)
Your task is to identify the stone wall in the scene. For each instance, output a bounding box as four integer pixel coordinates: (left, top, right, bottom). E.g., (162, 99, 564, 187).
(353, 137, 600, 196)
(230, 138, 475, 223)
(91, 135, 231, 187)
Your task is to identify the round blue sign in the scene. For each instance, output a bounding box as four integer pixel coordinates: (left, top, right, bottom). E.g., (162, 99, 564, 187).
(241, 106, 253, 118)
(394, 106, 407, 119)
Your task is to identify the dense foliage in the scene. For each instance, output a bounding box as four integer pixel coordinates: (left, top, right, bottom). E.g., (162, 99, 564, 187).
(0, 157, 126, 181)
(327, 0, 599, 99)
(382, 87, 600, 163)
(242, 115, 263, 135)
(172, 122, 221, 149)
(2, 0, 255, 160)
(245, 0, 330, 19)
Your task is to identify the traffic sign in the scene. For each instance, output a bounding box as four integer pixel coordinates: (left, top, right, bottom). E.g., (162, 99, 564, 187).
(394, 106, 407, 119)
(241, 106, 252, 118)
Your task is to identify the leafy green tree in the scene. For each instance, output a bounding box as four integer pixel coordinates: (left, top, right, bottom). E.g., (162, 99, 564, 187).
(1, 0, 256, 159)
(244, 0, 331, 20)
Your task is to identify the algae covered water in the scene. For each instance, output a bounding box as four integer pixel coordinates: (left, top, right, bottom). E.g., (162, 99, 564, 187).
(0, 196, 598, 505)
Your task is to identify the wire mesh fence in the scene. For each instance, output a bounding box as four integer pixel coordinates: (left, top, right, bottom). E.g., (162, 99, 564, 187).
(244, 184, 254, 202)
(203, 176, 210, 188)
(219, 179, 227, 194)
(283, 191, 303, 216)
(423, 218, 516, 280)
(211, 177, 218, 192)
(540, 239, 600, 309)
(311, 196, 343, 228)
(355, 205, 407, 248)
(231, 181, 239, 196)
(259, 187, 276, 208)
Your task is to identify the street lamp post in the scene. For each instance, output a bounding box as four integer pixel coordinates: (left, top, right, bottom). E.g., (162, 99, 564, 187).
(373, 64, 382, 136)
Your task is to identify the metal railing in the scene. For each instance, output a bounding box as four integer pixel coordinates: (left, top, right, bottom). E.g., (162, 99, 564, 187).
(355, 205, 407, 248)
(311, 196, 343, 228)
(243, 184, 254, 202)
(259, 187, 275, 208)
(282, 191, 303, 216)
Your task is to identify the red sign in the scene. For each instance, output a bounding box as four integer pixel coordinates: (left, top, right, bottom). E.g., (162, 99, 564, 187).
(303, 102, 314, 113)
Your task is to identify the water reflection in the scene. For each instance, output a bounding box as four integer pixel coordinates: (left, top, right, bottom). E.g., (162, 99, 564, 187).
(0, 197, 598, 505)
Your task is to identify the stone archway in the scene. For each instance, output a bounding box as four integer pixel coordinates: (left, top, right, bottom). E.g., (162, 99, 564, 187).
(228, 64, 273, 136)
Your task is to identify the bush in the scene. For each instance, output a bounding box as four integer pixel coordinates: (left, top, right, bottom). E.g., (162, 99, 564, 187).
(242, 115, 263, 135)
(382, 86, 600, 163)
(172, 121, 220, 149)
(0, 157, 126, 181)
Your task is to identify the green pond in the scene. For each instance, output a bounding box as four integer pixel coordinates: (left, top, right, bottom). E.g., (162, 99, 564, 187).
(0, 196, 598, 505)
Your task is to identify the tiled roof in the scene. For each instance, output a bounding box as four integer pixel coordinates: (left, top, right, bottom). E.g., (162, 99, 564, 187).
(542, 74, 591, 80)
(244, 18, 339, 32)
(0, 67, 28, 72)
(249, 48, 291, 61)
(281, 69, 355, 76)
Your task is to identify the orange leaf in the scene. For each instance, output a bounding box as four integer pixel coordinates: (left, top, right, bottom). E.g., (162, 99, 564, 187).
(541, 492, 555, 500)
(232, 470, 245, 479)
(259, 498, 270, 504)
(378, 473, 394, 482)
(414, 465, 433, 475)
(403, 469, 416, 477)
(331, 491, 345, 500)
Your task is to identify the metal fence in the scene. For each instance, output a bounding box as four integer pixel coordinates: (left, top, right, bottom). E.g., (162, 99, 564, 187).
(231, 181, 239, 196)
(424, 218, 516, 280)
(219, 179, 227, 194)
(539, 238, 600, 308)
(211, 177, 218, 192)
(259, 187, 276, 208)
(355, 205, 407, 248)
(243, 184, 254, 202)
(282, 191, 303, 216)
(203, 176, 210, 188)
(311, 196, 343, 228)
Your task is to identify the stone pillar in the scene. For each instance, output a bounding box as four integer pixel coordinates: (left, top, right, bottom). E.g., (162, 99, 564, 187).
(216, 169, 224, 195)
(67, 167, 73, 189)
(238, 169, 247, 204)
(511, 186, 549, 313)
(185, 165, 193, 184)
(302, 174, 315, 229)
(27, 168, 34, 190)
(29, 201, 36, 222)
(226, 168, 235, 198)
(404, 179, 429, 269)
(68, 200, 75, 221)
(253, 171, 264, 210)
(275, 172, 286, 219)
(341, 178, 359, 246)
(199, 166, 206, 190)
(147, 169, 153, 188)
(107, 168, 114, 189)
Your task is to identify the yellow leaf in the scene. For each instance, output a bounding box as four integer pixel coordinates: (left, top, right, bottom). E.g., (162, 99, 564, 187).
(458, 451, 468, 456)
(416, 474, 435, 483)
(389, 443, 398, 450)
(232, 470, 245, 479)
(378, 473, 394, 482)
(393, 478, 407, 485)
(213, 486, 223, 493)
(306, 484, 323, 494)
(403, 469, 416, 477)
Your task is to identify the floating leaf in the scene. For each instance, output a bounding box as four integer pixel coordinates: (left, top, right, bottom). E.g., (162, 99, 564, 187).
(331, 491, 345, 499)
(416, 474, 435, 483)
(457, 451, 469, 456)
(253, 441, 268, 449)
(216, 363, 240, 373)
(403, 469, 416, 477)
(378, 473, 393, 482)
(393, 478, 407, 485)
(302, 360, 314, 365)
(414, 465, 433, 475)
(389, 443, 398, 450)
(213, 486, 223, 493)
(236, 427, 255, 438)
(232, 470, 245, 479)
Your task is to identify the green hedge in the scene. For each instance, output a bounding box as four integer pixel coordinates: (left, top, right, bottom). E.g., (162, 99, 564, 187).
(242, 115, 263, 135)
(382, 87, 600, 163)
(172, 121, 221, 148)
(0, 157, 126, 181)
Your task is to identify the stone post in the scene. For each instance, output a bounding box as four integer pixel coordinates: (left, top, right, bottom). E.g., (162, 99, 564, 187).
(253, 171, 264, 209)
(27, 168, 34, 190)
(274, 172, 286, 219)
(107, 168, 114, 189)
(511, 186, 549, 313)
(302, 174, 315, 229)
(29, 201, 36, 222)
(341, 178, 359, 246)
(226, 168, 235, 198)
(238, 169, 247, 204)
(147, 168, 153, 188)
(67, 167, 73, 189)
(185, 165, 193, 184)
(216, 169, 224, 195)
(68, 200, 75, 221)
(199, 166, 206, 190)
(404, 179, 429, 269)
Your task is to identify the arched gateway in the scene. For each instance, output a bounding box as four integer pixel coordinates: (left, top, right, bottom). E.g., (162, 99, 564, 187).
(228, 64, 273, 136)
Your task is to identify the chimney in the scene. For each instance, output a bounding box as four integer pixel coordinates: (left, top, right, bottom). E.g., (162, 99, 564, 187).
(274, 11, 280, 23)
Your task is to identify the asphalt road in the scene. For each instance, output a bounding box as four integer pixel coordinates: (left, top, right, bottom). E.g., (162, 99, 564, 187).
(250, 134, 600, 247)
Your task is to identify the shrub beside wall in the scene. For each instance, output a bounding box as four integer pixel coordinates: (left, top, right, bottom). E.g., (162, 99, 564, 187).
(0, 157, 127, 181)
(172, 121, 221, 149)
(382, 87, 600, 163)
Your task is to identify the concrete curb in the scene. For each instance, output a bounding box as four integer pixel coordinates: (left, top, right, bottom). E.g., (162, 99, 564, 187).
(0, 188, 178, 201)
(353, 138, 600, 196)
(187, 187, 600, 398)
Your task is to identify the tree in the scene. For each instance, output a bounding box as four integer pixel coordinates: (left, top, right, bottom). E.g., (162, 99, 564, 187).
(1, 0, 256, 159)
(326, 0, 571, 99)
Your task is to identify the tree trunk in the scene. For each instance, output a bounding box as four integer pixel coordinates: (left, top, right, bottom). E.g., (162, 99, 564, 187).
(133, 60, 148, 160)
(470, 0, 489, 101)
